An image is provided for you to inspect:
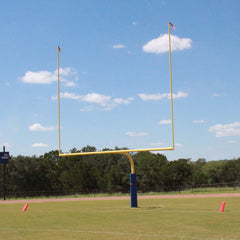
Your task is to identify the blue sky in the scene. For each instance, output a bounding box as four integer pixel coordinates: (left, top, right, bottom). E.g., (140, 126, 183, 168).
(0, 0, 240, 161)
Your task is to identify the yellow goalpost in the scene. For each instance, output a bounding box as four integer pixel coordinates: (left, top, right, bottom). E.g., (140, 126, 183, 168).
(57, 22, 175, 159)
(57, 22, 176, 207)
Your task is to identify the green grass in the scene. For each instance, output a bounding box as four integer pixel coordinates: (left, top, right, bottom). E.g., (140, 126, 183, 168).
(138, 186, 240, 197)
(0, 197, 240, 240)
(176, 186, 240, 194)
(7, 186, 240, 201)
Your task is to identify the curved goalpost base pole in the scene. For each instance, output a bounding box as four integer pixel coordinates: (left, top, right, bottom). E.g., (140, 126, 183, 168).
(123, 153, 137, 207)
(130, 173, 138, 208)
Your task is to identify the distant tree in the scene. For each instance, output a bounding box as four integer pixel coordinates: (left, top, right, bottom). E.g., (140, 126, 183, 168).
(39, 150, 60, 191)
(81, 145, 96, 152)
(2, 146, 240, 198)
(220, 158, 240, 182)
(192, 158, 207, 185)
(7, 155, 45, 193)
(134, 152, 168, 192)
(202, 161, 225, 184)
(163, 158, 192, 190)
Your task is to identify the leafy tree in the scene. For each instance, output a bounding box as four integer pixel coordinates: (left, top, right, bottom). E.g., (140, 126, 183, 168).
(163, 158, 192, 190)
(81, 145, 96, 152)
(220, 159, 240, 183)
(192, 158, 207, 185)
(202, 161, 225, 184)
(1, 146, 240, 198)
(134, 152, 167, 192)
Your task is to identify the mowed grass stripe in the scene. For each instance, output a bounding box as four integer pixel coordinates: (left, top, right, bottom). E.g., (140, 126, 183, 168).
(0, 197, 239, 240)
(0, 227, 239, 240)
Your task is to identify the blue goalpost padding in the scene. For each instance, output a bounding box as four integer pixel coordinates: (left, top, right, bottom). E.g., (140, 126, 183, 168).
(130, 173, 138, 207)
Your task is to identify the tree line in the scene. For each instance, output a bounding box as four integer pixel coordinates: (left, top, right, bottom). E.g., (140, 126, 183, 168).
(0, 145, 240, 197)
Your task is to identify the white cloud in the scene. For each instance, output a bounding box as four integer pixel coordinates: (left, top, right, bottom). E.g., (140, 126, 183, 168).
(158, 119, 171, 125)
(212, 93, 221, 97)
(52, 92, 134, 111)
(32, 143, 48, 148)
(227, 140, 240, 145)
(132, 21, 137, 26)
(175, 143, 183, 147)
(113, 97, 134, 105)
(21, 67, 77, 87)
(29, 123, 57, 132)
(172, 91, 188, 99)
(22, 70, 55, 84)
(56, 67, 72, 76)
(113, 44, 126, 49)
(143, 34, 192, 54)
(139, 93, 168, 101)
(208, 122, 240, 137)
(52, 92, 110, 105)
(193, 120, 205, 124)
(80, 106, 95, 112)
(82, 93, 111, 106)
(100, 96, 134, 111)
(51, 92, 81, 100)
(125, 131, 148, 137)
(138, 91, 188, 101)
(63, 81, 76, 87)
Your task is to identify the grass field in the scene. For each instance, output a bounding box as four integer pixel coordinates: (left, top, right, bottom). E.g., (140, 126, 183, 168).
(0, 196, 240, 240)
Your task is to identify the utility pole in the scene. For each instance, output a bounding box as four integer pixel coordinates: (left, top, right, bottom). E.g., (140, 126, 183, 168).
(1, 146, 9, 200)
(3, 146, 6, 200)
